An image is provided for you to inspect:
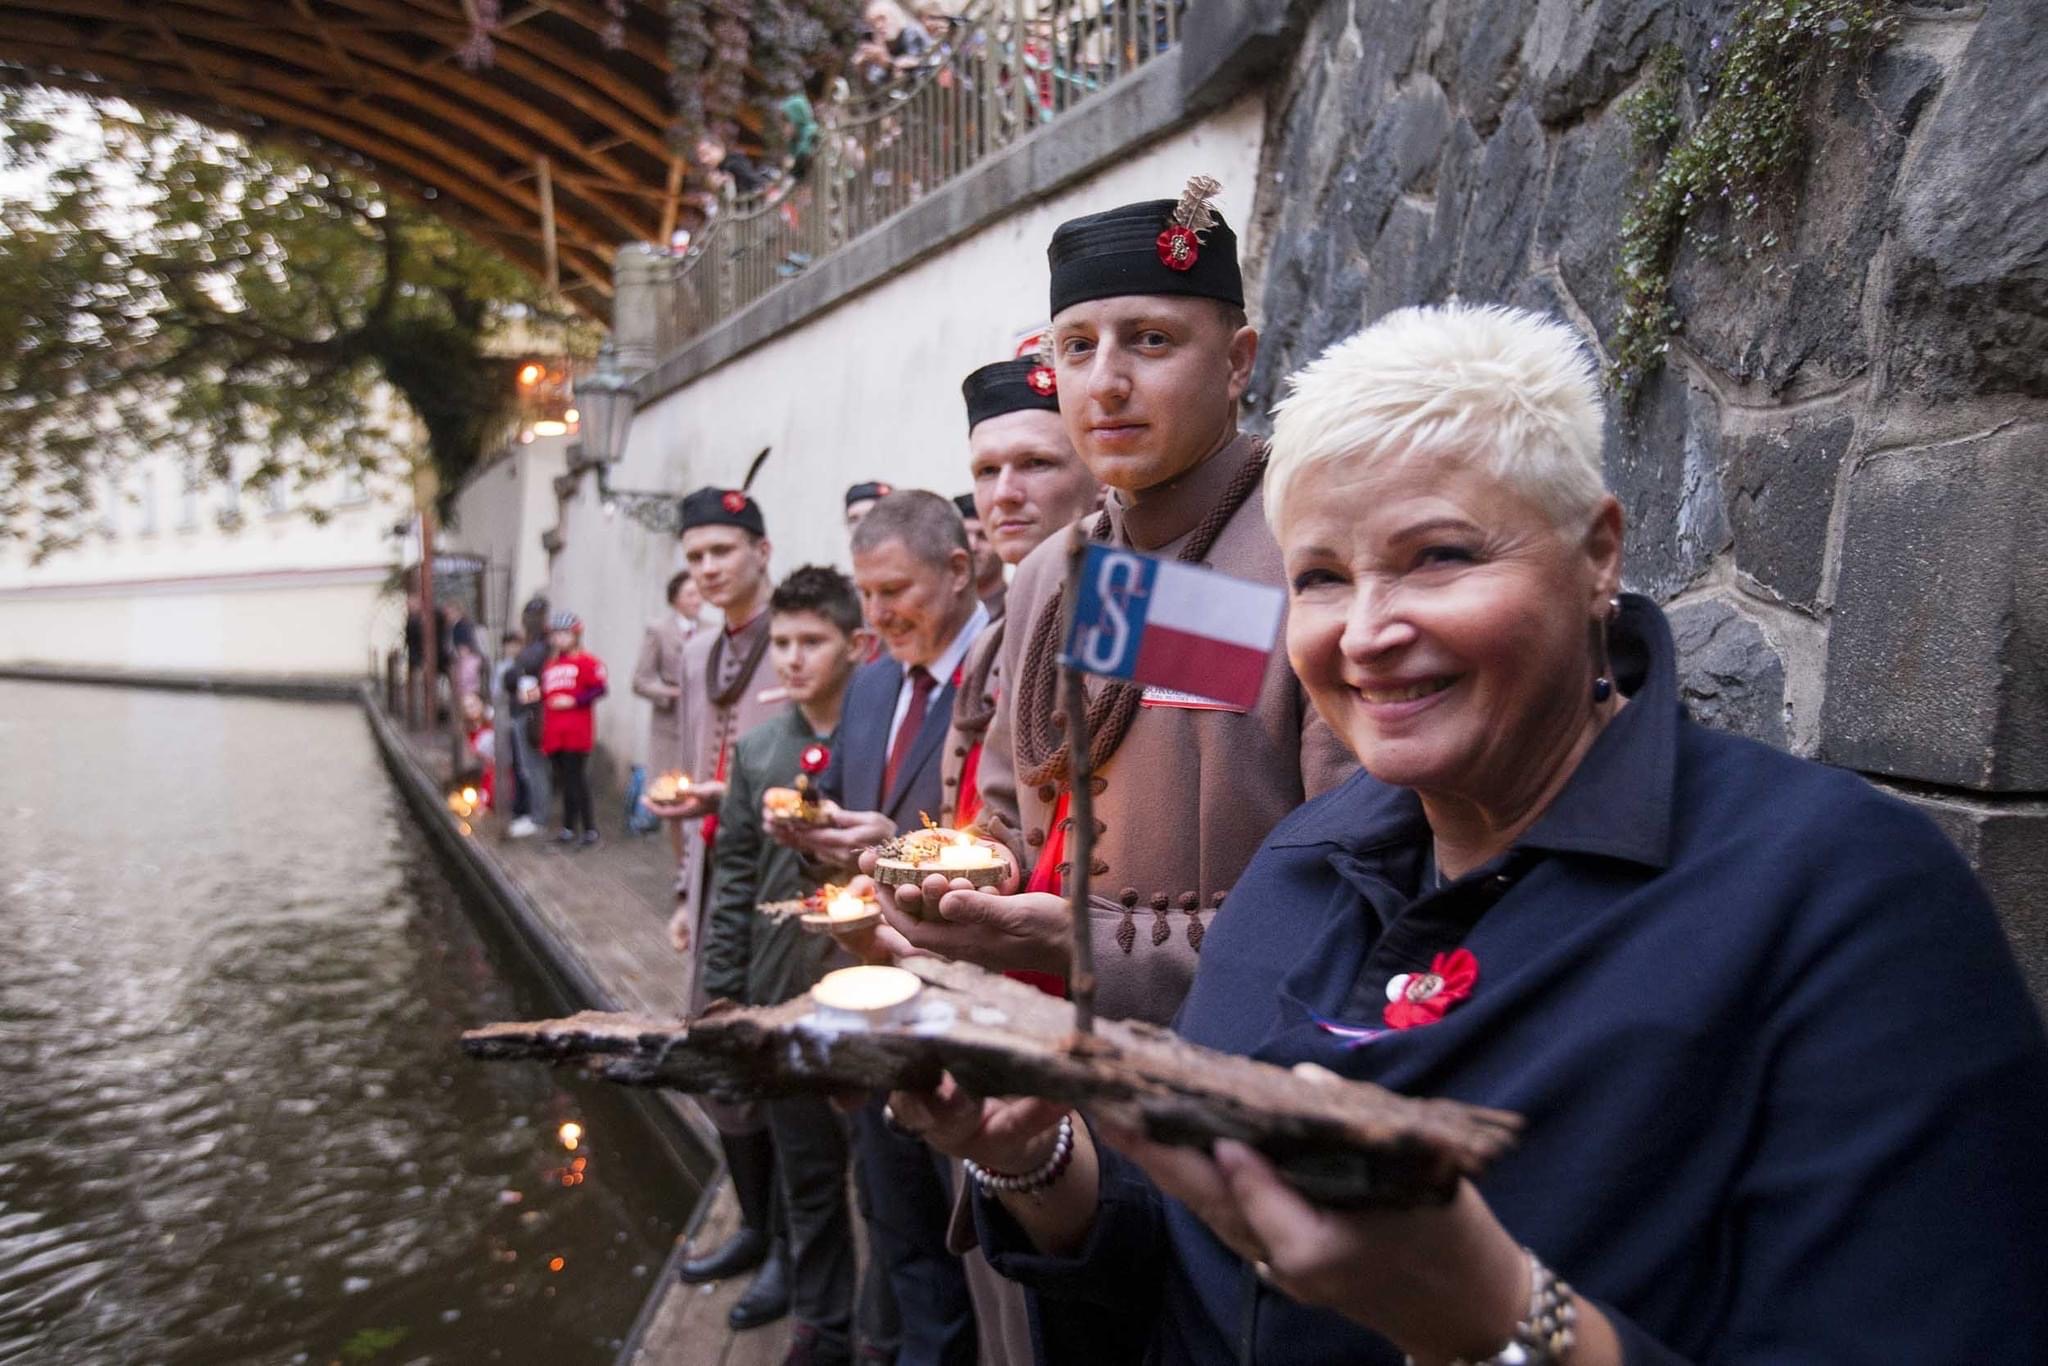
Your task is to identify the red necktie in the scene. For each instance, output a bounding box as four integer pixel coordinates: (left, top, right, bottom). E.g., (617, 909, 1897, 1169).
(883, 666, 935, 798)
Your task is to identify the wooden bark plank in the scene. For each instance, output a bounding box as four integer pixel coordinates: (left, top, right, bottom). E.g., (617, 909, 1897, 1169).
(466, 958, 1522, 1209)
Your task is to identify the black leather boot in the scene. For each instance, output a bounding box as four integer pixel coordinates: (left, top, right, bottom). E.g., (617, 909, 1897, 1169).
(678, 1131, 775, 1284)
(728, 1238, 791, 1330)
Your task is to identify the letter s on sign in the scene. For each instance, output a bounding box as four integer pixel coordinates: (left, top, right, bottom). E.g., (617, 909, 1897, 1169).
(1078, 550, 1143, 674)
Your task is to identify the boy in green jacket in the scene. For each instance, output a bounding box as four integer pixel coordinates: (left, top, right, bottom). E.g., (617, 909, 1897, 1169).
(700, 565, 866, 1364)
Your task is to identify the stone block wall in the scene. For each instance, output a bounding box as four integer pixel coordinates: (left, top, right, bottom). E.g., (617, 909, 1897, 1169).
(1242, 0, 2048, 993)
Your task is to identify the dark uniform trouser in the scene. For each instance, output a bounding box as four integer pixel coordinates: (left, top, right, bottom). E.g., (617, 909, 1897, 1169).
(854, 1097, 976, 1365)
(767, 1095, 857, 1355)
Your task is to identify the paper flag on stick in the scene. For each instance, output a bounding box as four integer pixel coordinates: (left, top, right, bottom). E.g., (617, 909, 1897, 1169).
(1060, 543, 1283, 710)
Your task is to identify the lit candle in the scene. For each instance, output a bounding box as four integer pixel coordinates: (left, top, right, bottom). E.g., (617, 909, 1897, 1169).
(812, 965, 922, 1020)
(825, 889, 871, 921)
(936, 833, 995, 870)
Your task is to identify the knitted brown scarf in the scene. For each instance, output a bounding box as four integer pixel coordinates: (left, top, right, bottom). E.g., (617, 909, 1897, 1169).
(1015, 444, 1268, 789)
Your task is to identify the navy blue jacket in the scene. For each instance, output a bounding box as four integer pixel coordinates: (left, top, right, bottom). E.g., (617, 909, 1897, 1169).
(979, 597, 2048, 1364)
(821, 653, 959, 831)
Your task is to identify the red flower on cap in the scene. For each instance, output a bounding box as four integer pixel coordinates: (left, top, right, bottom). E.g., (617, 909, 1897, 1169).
(1027, 364, 1057, 396)
(1382, 948, 1478, 1030)
(877, 482, 894, 496)
(721, 490, 747, 514)
(1157, 225, 1200, 272)
(799, 743, 831, 776)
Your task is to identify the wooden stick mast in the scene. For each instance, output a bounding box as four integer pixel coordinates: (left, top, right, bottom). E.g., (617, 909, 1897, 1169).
(1059, 522, 1098, 1035)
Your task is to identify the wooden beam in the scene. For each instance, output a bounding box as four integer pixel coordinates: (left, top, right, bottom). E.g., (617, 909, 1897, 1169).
(18, 0, 662, 191)
(0, 64, 608, 313)
(658, 153, 684, 248)
(536, 154, 558, 293)
(316, 0, 671, 155)
(286, 0, 373, 91)
(0, 39, 619, 295)
(8, 0, 664, 242)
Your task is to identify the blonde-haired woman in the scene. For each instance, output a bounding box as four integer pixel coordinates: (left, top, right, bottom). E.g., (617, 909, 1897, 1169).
(889, 304, 2048, 1364)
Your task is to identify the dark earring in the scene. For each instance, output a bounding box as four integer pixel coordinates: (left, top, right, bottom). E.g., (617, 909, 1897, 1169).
(1591, 596, 1619, 705)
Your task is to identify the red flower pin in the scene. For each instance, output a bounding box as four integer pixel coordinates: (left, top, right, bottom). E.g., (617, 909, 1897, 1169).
(1157, 224, 1200, 272)
(1027, 364, 1057, 395)
(1382, 948, 1478, 1030)
(799, 743, 831, 776)
(721, 490, 747, 514)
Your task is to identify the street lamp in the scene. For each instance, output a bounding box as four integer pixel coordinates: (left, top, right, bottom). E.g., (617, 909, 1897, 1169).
(573, 342, 682, 534)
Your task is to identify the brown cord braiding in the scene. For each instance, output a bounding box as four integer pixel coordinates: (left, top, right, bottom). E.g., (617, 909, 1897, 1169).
(949, 617, 1004, 742)
(1015, 442, 1269, 788)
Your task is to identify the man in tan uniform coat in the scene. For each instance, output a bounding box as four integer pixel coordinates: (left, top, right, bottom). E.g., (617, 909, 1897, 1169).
(878, 182, 1357, 1030)
(647, 484, 790, 1319)
(939, 357, 1099, 832)
(871, 184, 1360, 1366)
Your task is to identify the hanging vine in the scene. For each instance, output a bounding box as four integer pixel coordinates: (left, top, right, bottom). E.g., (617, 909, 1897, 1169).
(666, 0, 864, 149)
(1607, 0, 1899, 403)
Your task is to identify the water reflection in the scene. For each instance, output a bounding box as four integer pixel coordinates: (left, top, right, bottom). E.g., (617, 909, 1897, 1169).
(0, 682, 695, 1365)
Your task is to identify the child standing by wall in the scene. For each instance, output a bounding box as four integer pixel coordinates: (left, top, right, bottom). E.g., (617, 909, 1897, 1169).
(539, 611, 607, 847)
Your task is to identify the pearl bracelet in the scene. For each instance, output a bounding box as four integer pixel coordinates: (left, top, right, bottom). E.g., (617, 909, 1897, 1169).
(1419, 1248, 1577, 1366)
(964, 1113, 1075, 1196)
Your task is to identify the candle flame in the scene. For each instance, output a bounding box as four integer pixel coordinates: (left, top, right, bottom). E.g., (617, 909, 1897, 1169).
(558, 1121, 582, 1150)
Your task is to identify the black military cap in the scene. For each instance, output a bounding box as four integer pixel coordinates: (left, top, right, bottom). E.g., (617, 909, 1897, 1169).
(1047, 175, 1242, 318)
(961, 357, 1061, 433)
(844, 481, 893, 507)
(678, 485, 765, 536)
(952, 492, 979, 520)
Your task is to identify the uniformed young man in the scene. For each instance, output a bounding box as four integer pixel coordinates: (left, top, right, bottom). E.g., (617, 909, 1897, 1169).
(939, 358, 1099, 836)
(652, 484, 792, 1324)
(939, 357, 1102, 1366)
(875, 180, 1357, 1028)
(951, 490, 1009, 622)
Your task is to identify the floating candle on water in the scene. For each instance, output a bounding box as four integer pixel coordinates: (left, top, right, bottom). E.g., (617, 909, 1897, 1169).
(811, 965, 922, 1023)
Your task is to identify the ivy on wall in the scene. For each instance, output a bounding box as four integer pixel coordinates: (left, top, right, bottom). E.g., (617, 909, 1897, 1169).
(1608, 0, 1899, 402)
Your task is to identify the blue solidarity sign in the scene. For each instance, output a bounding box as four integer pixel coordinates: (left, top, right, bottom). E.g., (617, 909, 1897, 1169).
(1060, 543, 1156, 681)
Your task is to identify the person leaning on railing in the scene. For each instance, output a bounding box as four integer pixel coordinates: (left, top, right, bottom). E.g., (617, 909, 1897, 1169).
(885, 304, 2048, 1365)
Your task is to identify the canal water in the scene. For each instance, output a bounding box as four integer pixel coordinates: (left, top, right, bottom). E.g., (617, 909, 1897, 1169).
(0, 681, 698, 1365)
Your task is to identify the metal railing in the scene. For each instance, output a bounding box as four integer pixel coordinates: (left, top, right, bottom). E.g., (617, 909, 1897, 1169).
(655, 0, 1184, 358)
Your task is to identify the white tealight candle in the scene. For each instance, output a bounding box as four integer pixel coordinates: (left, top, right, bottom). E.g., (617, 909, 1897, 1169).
(811, 965, 922, 1026)
(825, 890, 871, 921)
(935, 835, 993, 871)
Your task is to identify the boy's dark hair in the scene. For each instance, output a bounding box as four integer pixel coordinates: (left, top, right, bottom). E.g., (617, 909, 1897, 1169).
(665, 569, 692, 604)
(770, 565, 862, 636)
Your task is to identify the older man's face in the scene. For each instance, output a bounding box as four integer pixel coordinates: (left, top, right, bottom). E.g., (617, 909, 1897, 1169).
(852, 536, 973, 669)
(969, 408, 1099, 565)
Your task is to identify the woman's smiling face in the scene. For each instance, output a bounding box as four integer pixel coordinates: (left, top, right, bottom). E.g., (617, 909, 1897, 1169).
(1276, 452, 1622, 810)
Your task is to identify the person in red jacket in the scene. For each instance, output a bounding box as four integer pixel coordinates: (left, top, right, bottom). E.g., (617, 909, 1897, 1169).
(539, 611, 607, 847)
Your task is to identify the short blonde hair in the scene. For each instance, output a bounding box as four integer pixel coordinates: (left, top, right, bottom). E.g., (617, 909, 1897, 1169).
(1264, 303, 1607, 532)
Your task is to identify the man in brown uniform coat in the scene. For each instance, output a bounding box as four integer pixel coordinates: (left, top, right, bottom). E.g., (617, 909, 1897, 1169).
(869, 182, 1360, 1366)
(934, 358, 1102, 1366)
(877, 181, 1357, 1029)
(648, 484, 791, 1322)
(939, 357, 1099, 833)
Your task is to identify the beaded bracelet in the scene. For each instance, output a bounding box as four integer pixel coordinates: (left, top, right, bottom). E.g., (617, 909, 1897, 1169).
(964, 1113, 1075, 1197)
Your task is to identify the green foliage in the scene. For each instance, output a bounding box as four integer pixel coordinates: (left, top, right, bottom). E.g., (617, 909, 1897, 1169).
(1608, 1, 1899, 402)
(0, 88, 591, 559)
